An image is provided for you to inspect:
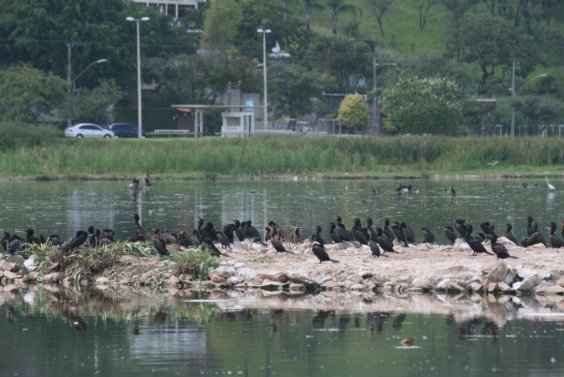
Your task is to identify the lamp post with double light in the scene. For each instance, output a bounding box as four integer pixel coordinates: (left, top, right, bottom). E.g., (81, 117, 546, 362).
(67, 58, 107, 127)
(127, 16, 150, 138)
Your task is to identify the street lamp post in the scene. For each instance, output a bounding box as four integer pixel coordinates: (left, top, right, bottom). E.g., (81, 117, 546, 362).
(510, 60, 546, 137)
(67, 58, 107, 127)
(257, 28, 271, 130)
(127, 16, 150, 138)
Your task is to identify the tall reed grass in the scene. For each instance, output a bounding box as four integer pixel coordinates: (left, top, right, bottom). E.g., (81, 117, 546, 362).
(0, 135, 563, 177)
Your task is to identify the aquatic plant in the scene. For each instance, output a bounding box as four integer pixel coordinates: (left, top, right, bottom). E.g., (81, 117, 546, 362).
(169, 247, 220, 280)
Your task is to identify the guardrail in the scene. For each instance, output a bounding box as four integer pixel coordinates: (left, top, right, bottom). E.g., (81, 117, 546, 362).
(152, 129, 195, 137)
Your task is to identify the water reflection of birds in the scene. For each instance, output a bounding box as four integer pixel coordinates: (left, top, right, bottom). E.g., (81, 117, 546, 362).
(367, 312, 390, 333)
(5, 305, 18, 323)
(393, 313, 407, 330)
(154, 311, 167, 325)
(312, 310, 334, 328)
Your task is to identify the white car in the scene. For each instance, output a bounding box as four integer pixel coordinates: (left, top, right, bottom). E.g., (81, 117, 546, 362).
(64, 123, 115, 138)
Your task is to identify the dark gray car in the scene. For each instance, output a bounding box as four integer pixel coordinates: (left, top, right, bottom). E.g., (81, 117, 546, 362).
(108, 123, 148, 138)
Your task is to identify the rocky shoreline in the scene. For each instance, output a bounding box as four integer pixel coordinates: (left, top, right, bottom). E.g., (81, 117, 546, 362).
(1, 238, 564, 298)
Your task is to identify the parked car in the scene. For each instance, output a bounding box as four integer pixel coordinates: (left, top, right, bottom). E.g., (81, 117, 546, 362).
(108, 123, 148, 138)
(65, 123, 114, 138)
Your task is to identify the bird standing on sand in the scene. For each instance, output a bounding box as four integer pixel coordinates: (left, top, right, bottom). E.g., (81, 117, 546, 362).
(443, 226, 457, 245)
(505, 223, 517, 245)
(420, 227, 436, 244)
(270, 235, 294, 254)
(311, 235, 338, 263)
(488, 234, 518, 259)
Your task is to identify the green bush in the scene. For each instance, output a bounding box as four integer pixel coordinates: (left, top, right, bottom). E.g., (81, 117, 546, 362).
(338, 94, 369, 131)
(0, 122, 61, 151)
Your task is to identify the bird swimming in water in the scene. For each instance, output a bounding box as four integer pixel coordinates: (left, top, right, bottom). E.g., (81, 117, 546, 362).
(311, 235, 338, 263)
(450, 185, 456, 196)
(487, 234, 518, 259)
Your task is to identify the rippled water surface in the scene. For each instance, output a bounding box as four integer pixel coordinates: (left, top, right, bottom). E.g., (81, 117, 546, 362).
(0, 178, 561, 243)
(1, 179, 564, 375)
(1, 290, 564, 377)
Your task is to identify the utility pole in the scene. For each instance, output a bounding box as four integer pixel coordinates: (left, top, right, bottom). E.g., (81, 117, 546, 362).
(511, 60, 516, 137)
(373, 53, 378, 135)
(66, 43, 73, 128)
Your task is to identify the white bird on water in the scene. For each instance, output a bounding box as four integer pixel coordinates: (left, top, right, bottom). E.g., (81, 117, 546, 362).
(545, 175, 555, 191)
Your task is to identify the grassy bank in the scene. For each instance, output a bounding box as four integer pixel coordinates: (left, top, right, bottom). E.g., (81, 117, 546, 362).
(1, 135, 563, 179)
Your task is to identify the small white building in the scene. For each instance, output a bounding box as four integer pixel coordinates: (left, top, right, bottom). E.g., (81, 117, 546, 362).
(132, 0, 207, 19)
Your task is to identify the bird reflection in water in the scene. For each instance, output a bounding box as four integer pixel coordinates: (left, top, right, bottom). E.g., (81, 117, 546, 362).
(392, 313, 407, 330)
(367, 312, 391, 333)
(312, 310, 334, 329)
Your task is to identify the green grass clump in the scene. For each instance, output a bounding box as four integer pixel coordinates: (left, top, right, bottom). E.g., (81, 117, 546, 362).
(169, 247, 220, 280)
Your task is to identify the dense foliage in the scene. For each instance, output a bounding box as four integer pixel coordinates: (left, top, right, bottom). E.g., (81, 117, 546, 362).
(381, 77, 465, 135)
(337, 94, 369, 131)
(0, 0, 563, 133)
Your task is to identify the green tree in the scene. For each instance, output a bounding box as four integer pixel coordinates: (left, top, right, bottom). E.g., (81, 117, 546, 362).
(0, 64, 67, 123)
(338, 93, 369, 131)
(73, 79, 124, 125)
(302, 0, 325, 30)
(324, 0, 362, 36)
(269, 64, 327, 119)
(201, 0, 243, 50)
(513, 95, 564, 135)
(380, 76, 465, 135)
(237, 0, 311, 60)
(365, 0, 395, 37)
(441, 0, 480, 62)
(313, 36, 371, 93)
(451, 13, 540, 95)
(416, 0, 439, 31)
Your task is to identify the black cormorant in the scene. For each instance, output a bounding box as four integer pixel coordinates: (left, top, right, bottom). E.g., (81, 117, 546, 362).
(311, 235, 338, 263)
(420, 227, 436, 244)
(132, 213, 144, 234)
(487, 234, 518, 259)
(329, 222, 343, 243)
(505, 223, 517, 245)
(443, 226, 457, 245)
(465, 224, 494, 256)
(60, 230, 88, 252)
(526, 215, 538, 237)
(547, 222, 564, 249)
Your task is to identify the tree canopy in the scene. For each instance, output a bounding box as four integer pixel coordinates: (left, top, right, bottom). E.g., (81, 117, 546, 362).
(381, 76, 465, 135)
(0, 65, 67, 123)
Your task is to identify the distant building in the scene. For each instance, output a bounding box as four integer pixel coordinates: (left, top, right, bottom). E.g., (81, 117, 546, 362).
(132, 0, 207, 19)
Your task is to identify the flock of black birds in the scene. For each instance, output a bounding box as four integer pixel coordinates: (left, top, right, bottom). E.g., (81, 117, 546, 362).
(4, 208, 562, 265)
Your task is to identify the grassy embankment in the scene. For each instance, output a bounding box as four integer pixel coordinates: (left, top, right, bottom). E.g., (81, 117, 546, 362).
(1, 135, 563, 180)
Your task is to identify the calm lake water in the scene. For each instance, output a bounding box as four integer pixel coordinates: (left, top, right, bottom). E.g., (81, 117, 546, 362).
(1, 178, 564, 376)
(0, 177, 561, 244)
(1, 289, 564, 377)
